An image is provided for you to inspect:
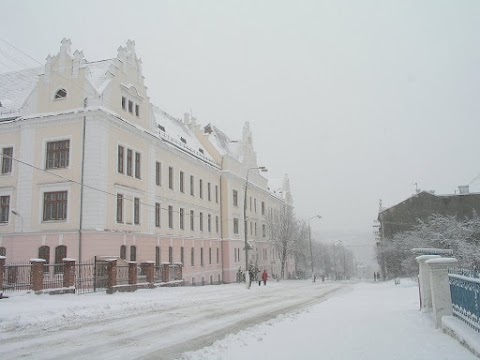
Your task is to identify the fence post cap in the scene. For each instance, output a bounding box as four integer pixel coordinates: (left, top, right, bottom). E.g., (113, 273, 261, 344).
(416, 255, 441, 263)
(0, 255, 5, 260)
(30, 258, 46, 263)
(161, 262, 171, 265)
(143, 261, 155, 264)
(425, 257, 458, 267)
(63, 258, 77, 262)
(174, 262, 183, 266)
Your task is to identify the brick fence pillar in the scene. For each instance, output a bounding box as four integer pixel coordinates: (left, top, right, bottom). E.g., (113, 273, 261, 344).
(0, 256, 5, 291)
(142, 261, 154, 285)
(30, 259, 46, 292)
(174, 262, 183, 281)
(63, 259, 76, 288)
(128, 261, 137, 285)
(107, 259, 117, 294)
(162, 262, 170, 283)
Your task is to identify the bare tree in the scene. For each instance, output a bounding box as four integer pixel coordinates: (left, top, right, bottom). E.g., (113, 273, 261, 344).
(266, 204, 307, 279)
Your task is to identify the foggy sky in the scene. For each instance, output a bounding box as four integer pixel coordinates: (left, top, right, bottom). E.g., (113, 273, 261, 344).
(1, 0, 480, 249)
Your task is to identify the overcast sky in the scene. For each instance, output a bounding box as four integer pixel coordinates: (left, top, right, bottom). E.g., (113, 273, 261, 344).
(1, 1, 480, 251)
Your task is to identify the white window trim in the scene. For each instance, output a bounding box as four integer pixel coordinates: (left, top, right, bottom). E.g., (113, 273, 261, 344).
(38, 182, 72, 224)
(42, 136, 73, 171)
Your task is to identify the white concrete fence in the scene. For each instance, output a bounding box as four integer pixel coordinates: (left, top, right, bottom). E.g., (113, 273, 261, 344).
(416, 255, 458, 328)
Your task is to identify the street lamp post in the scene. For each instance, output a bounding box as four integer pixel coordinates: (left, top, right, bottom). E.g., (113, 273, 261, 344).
(308, 215, 321, 282)
(244, 166, 267, 289)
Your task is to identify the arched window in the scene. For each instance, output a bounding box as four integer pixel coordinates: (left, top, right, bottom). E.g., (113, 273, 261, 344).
(54, 88, 67, 99)
(130, 245, 136, 262)
(38, 245, 50, 273)
(155, 246, 160, 266)
(55, 245, 67, 274)
(0, 246, 6, 256)
(120, 245, 126, 260)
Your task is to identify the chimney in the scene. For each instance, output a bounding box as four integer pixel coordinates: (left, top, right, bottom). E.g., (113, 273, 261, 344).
(458, 185, 469, 195)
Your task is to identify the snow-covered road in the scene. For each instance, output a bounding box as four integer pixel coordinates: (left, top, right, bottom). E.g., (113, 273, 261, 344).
(0, 281, 345, 359)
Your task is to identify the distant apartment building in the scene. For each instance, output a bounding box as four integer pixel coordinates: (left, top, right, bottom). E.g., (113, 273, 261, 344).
(0, 39, 294, 284)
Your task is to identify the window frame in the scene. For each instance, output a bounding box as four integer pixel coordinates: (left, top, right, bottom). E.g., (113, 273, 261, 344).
(43, 191, 68, 222)
(1, 147, 13, 175)
(45, 140, 70, 170)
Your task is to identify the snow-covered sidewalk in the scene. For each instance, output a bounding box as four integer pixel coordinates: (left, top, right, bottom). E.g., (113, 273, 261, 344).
(182, 279, 477, 360)
(0, 279, 476, 359)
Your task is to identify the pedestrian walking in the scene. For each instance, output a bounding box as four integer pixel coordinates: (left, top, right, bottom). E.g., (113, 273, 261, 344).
(256, 271, 261, 286)
(262, 270, 268, 285)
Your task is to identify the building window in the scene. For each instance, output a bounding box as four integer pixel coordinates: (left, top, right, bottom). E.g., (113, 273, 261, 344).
(43, 191, 67, 221)
(134, 197, 140, 225)
(233, 190, 238, 207)
(116, 194, 123, 223)
(208, 214, 212, 232)
(169, 167, 173, 190)
(128, 100, 133, 113)
(180, 247, 184, 264)
(38, 245, 50, 273)
(46, 140, 69, 169)
(155, 246, 160, 266)
(126, 149, 133, 176)
(254, 199, 257, 213)
(54, 245, 67, 274)
(233, 218, 239, 234)
(135, 104, 140, 117)
(215, 185, 218, 203)
(216, 248, 219, 264)
(255, 222, 257, 236)
(0, 247, 6, 257)
(0, 195, 9, 223)
(190, 175, 194, 196)
(262, 224, 266, 238)
(168, 205, 173, 229)
(130, 245, 136, 262)
(191, 247, 195, 266)
(155, 202, 161, 227)
(120, 245, 126, 260)
(209, 248, 212, 265)
(1, 147, 13, 174)
(180, 171, 184, 193)
(121, 96, 126, 110)
(180, 208, 185, 230)
(199, 179, 203, 199)
(156, 162, 161, 186)
(117, 146, 124, 174)
(199, 212, 204, 231)
(190, 210, 194, 231)
(215, 216, 219, 233)
(200, 248, 204, 266)
(208, 182, 211, 201)
(54, 88, 67, 99)
(169, 246, 173, 264)
(262, 201, 265, 215)
(134, 152, 141, 179)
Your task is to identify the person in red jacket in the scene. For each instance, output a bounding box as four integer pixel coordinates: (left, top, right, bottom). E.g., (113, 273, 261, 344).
(262, 270, 268, 286)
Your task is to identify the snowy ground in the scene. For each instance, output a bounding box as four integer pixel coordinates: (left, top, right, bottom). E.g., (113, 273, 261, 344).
(0, 279, 476, 359)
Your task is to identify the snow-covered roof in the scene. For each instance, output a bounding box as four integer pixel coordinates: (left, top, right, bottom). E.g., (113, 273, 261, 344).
(205, 123, 241, 160)
(0, 67, 42, 118)
(83, 59, 114, 95)
(153, 107, 218, 167)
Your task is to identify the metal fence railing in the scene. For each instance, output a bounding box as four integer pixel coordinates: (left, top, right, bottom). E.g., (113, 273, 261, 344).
(448, 268, 480, 332)
(154, 266, 163, 283)
(43, 264, 64, 290)
(116, 265, 129, 286)
(3, 263, 31, 292)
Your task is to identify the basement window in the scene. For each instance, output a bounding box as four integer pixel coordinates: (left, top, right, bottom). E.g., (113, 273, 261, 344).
(54, 88, 67, 99)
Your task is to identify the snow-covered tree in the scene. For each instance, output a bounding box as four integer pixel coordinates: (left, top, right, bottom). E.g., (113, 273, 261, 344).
(380, 214, 480, 276)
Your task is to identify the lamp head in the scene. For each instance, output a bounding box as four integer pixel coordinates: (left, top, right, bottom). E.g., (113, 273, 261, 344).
(11, 209, 20, 216)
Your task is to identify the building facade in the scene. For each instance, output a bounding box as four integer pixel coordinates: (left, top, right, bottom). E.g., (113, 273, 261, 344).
(0, 39, 294, 284)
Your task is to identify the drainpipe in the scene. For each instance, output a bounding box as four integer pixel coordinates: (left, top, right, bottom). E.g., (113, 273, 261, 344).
(78, 114, 87, 263)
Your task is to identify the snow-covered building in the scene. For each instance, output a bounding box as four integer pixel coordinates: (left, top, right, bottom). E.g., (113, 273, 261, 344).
(0, 39, 294, 284)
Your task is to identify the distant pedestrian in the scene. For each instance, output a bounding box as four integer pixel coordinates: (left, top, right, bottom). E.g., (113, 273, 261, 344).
(256, 271, 261, 286)
(374, 272, 377, 282)
(262, 270, 268, 285)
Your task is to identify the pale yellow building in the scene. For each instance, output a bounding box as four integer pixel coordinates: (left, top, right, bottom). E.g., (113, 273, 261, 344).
(0, 39, 294, 284)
